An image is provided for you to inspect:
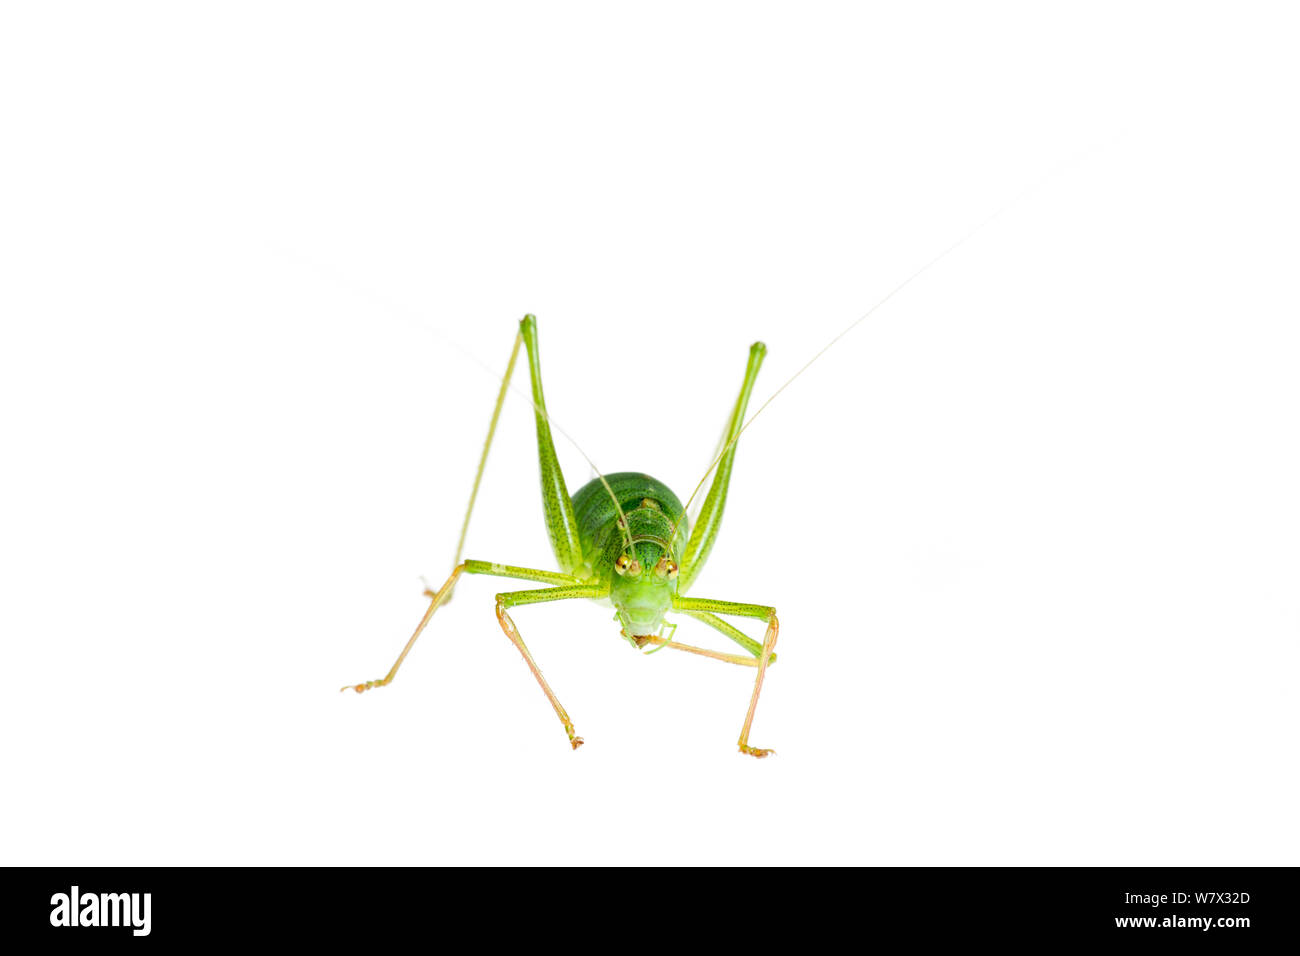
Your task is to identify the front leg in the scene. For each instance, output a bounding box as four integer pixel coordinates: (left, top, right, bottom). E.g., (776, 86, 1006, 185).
(672, 594, 779, 758)
(496, 583, 609, 750)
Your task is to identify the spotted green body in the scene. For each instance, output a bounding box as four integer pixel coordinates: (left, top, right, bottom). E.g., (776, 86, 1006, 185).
(572, 472, 689, 640)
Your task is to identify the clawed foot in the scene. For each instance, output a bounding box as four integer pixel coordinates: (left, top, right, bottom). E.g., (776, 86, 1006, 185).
(739, 744, 775, 758)
(564, 724, 585, 750)
(341, 679, 388, 694)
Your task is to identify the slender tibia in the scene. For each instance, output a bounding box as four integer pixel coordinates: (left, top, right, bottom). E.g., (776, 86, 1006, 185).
(638, 635, 761, 667)
(341, 560, 583, 694)
(447, 330, 525, 600)
(671, 594, 779, 758)
(495, 583, 608, 750)
(738, 613, 779, 758)
(342, 562, 468, 693)
(494, 603, 582, 749)
(676, 341, 766, 594)
(679, 609, 778, 664)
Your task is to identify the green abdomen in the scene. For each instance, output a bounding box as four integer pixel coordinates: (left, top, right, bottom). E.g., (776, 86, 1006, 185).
(571, 472, 690, 579)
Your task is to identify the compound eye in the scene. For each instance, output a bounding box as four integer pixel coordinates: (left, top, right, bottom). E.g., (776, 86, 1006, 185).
(654, 557, 679, 579)
(615, 555, 632, 575)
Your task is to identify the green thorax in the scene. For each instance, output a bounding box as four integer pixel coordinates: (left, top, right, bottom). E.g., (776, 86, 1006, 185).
(571, 472, 690, 638)
(572, 471, 690, 577)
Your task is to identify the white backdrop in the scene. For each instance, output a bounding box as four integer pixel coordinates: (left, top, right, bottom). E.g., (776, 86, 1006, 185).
(3, 2, 1297, 865)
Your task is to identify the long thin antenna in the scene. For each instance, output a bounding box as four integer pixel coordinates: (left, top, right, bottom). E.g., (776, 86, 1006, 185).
(274, 256, 636, 559)
(672, 197, 1016, 537)
(667, 134, 1122, 539)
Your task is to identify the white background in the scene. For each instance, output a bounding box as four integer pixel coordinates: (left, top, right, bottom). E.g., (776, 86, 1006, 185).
(3, 3, 1297, 865)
